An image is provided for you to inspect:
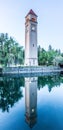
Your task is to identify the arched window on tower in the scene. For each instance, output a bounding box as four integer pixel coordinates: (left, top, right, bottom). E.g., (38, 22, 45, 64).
(31, 18, 36, 22)
(33, 44, 34, 47)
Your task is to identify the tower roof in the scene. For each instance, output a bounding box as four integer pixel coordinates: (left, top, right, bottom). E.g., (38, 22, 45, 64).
(26, 9, 37, 17)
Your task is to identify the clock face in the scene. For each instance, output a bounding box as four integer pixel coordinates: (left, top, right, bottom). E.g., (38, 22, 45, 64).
(31, 26, 35, 31)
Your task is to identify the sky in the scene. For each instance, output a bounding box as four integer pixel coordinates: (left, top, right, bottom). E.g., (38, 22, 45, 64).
(0, 0, 63, 51)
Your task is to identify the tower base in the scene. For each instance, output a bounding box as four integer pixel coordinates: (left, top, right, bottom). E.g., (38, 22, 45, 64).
(25, 58, 38, 66)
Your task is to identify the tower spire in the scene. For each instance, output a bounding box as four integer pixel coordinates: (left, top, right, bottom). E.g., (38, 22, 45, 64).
(25, 9, 37, 17)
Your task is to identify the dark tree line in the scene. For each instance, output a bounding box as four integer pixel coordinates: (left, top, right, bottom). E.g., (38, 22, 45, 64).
(38, 74, 63, 92)
(0, 74, 63, 112)
(0, 77, 24, 112)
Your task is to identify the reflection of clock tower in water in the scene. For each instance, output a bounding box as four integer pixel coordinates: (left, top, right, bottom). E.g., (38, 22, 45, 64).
(25, 77, 37, 128)
(25, 9, 38, 66)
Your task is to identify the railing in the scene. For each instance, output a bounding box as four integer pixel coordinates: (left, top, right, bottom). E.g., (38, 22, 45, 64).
(2, 66, 61, 74)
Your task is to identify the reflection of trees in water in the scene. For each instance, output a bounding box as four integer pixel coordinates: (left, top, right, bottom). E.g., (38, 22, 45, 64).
(0, 74, 63, 112)
(38, 74, 63, 92)
(0, 77, 24, 112)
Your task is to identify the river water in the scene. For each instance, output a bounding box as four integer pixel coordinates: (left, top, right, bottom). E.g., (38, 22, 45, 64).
(0, 74, 63, 130)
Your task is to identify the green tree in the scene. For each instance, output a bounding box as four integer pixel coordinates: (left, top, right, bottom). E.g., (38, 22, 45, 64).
(38, 45, 62, 66)
(0, 33, 24, 66)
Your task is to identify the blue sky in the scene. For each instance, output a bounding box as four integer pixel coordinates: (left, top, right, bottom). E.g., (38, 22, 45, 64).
(0, 0, 63, 51)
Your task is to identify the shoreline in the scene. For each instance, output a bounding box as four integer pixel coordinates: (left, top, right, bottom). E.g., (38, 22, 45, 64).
(0, 66, 63, 77)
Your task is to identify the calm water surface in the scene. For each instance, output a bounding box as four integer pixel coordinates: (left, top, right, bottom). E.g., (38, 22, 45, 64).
(0, 74, 63, 130)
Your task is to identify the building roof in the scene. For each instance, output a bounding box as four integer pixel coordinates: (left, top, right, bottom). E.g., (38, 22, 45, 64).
(26, 9, 37, 17)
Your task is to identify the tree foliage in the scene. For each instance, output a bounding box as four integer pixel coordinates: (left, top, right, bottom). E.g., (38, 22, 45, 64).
(0, 77, 24, 112)
(0, 33, 24, 66)
(0, 33, 63, 67)
(38, 45, 63, 66)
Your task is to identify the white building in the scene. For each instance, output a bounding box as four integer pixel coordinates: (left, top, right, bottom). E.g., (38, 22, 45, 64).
(25, 77, 37, 128)
(25, 9, 38, 66)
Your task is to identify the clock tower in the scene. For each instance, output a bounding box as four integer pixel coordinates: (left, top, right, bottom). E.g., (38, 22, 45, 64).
(25, 9, 38, 66)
